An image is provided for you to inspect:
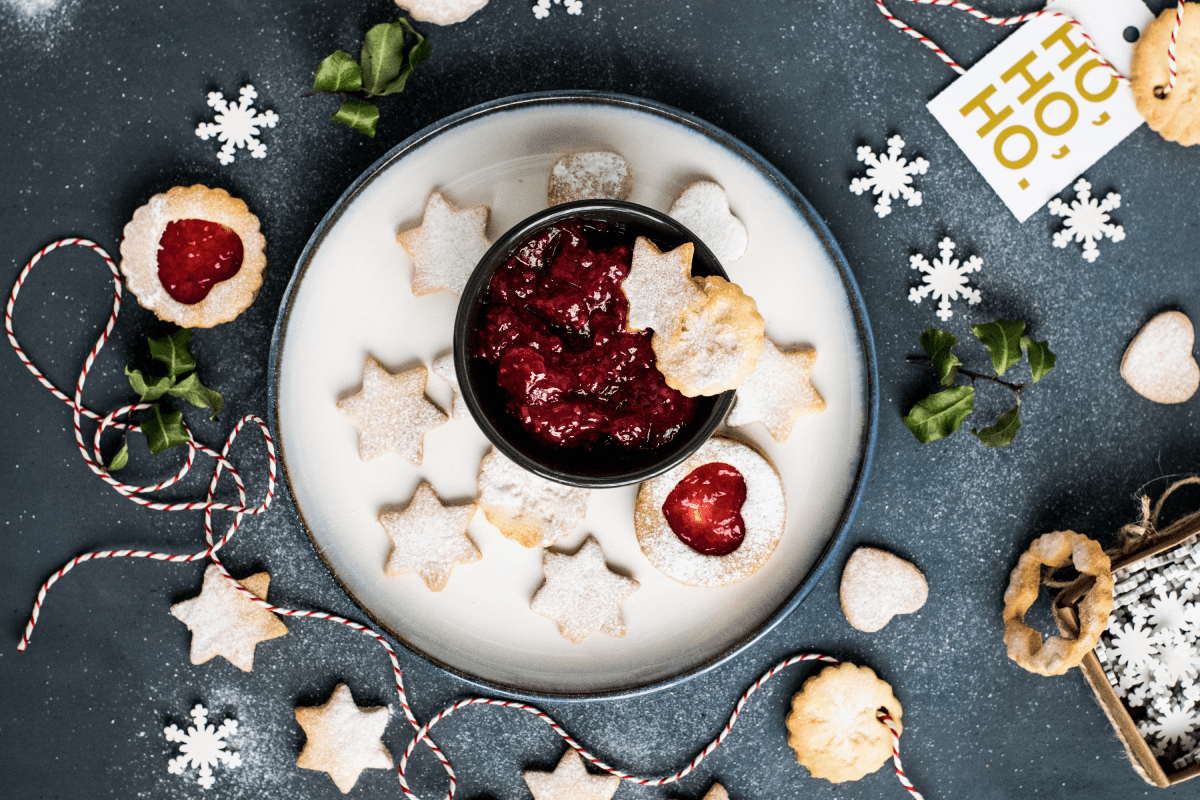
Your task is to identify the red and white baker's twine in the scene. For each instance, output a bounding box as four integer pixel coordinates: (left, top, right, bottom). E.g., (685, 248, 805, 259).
(1160, 0, 1187, 98)
(10, 239, 924, 800)
(873, 0, 1127, 82)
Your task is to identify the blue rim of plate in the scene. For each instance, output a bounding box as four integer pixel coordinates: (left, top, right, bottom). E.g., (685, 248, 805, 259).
(267, 90, 879, 703)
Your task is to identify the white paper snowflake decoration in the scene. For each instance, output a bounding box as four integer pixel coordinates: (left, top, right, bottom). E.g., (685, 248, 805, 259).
(1047, 178, 1124, 263)
(164, 704, 241, 790)
(908, 236, 983, 321)
(1109, 621, 1158, 671)
(1147, 702, 1200, 747)
(849, 135, 929, 218)
(196, 84, 279, 166)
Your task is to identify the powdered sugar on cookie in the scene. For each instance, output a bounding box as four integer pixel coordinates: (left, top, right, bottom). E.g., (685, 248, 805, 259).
(380, 482, 480, 591)
(524, 748, 620, 800)
(668, 181, 747, 264)
(394, 0, 488, 25)
(839, 547, 928, 633)
(396, 191, 491, 296)
(431, 353, 470, 419)
(728, 337, 825, 441)
(169, 564, 287, 672)
(529, 535, 639, 642)
(622, 237, 705, 335)
(294, 684, 392, 794)
(337, 356, 448, 464)
(1121, 311, 1199, 404)
(636, 436, 785, 587)
(547, 151, 632, 206)
(477, 447, 589, 548)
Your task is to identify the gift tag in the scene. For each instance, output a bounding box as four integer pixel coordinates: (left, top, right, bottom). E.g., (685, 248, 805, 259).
(927, 0, 1153, 223)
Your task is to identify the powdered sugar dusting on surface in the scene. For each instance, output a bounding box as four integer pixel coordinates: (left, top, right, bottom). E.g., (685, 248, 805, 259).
(667, 181, 748, 264)
(547, 151, 631, 206)
(636, 437, 785, 587)
(477, 448, 589, 547)
(529, 536, 639, 643)
(839, 547, 928, 633)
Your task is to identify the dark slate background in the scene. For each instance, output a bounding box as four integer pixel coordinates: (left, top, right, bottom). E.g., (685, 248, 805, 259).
(2, 1, 1199, 798)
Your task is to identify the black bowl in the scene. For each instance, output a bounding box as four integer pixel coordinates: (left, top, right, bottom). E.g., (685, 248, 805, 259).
(453, 200, 735, 488)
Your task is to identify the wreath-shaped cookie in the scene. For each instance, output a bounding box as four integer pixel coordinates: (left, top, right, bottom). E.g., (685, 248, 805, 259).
(120, 185, 266, 328)
(1002, 530, 1113, 676)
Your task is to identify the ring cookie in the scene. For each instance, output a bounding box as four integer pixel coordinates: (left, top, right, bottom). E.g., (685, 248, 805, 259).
(1131, 4, 1200, 146)
(635, 436, 784, 587)
(786, 662, 902, 783)
(120, 185, 266, 328)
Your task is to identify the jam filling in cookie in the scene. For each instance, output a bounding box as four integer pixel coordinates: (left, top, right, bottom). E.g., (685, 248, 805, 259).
(476, 218, 699, 449)
(157, 219, 245, 305)
(661, 462, 747, 556)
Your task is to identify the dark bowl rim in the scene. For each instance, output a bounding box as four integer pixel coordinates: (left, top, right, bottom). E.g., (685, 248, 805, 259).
(267, 90, 879, 703)
(452, 198, 735, 490)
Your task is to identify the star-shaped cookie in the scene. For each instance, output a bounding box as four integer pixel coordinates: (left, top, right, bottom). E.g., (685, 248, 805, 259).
(380, 481, 480, 591)
(170, 563, 287, 672)
(295, 683, 392, 794)
(431, 353, 470, 420)
(727, 337, 825, 441)
(530, 536, 639, 643)
(396, 191, 490, 296)
(523, 748, 619, 800)
(673, 785, 730, 800)
(621, 237, 706, 335)
(337, 356, 448, 464)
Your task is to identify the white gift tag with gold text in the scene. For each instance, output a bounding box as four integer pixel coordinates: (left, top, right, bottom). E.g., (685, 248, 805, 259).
(927, 0, 1153, 223)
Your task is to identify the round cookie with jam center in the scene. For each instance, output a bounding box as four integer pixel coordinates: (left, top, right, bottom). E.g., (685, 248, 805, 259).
(120, 185, 267, 328)
(635, 435, 785, 587)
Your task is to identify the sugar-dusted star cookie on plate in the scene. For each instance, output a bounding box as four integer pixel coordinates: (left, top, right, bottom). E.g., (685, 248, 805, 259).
(295, 683, 393, 794)
(530, 535, 638, 643)
(396, 191, 490, 296)
(523, 748, 620, 800)
(621, 236, 706, 335)
(170, 563, 287, 672)
(337, 356, 448, 465)
(727, 337, 825, 441)
(380, 481, 480, 591)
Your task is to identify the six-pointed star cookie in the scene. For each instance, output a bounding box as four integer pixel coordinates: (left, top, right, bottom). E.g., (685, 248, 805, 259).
(295, 683, 393, 794)
(337, 356, 448, 464)
(170, 563, 287, 672)
(621, 237, 706, 335)
(396, 191, 490, 296)
(381, 481, 480, 591)
(530, 536, 639, 642)
(431, 353, 470, 419)
(727, 337, 825, 442)
(523, 748, 620, 800)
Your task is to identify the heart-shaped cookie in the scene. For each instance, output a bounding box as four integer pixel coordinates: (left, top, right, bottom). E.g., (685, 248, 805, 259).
(668, 181, 748, 264)
(1121, 311, 1200, 404)
(839, 547, 928, 633)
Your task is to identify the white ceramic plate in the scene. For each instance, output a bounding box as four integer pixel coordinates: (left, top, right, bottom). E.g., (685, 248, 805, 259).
(272, 92, 876, 698)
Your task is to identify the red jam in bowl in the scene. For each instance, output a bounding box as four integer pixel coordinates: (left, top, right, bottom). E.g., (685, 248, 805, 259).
(157, 219, 244, 305)
(661, 462, 747, 556)
(475, 218, 699, 449)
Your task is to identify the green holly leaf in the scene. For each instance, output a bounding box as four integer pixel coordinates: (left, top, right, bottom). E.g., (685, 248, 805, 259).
(971, 319, 1026, 376)
(108, 438, 129, 471)
(375, 18, 429, 95)
(332, 98, 379, 137)
(313, 50, 363, 93)
(1020, 336, 1057, 383)
(972, 402, 1022, 448)
(140, 403, 191, 455)
(919, 328, 962, 386)
(360, 20, 408, 95)
(167, 373, 225, 420)
(902, 385, 975, 444)
(126, 366, 174, 402)
(147, 328, 197, 379)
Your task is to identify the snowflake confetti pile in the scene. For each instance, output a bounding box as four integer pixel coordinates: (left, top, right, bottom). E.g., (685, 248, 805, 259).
(908, 236, 982, 322)
(532, 0, 582, 18)
(164, 704, 242, 790)
(1094, 536, 1200, 770)
(1047, 178, 1125, 263)
(195, 84, 279, 166)
(849, 135, 929, 218)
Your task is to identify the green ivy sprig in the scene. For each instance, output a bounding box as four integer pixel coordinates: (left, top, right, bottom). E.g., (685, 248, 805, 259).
(310, 17, 431, 138)
(110, 328, 224, 469)
(902, 319, 1057, 448)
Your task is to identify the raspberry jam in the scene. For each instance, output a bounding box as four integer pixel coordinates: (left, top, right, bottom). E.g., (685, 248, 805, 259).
(661, 462, 748, 556)
(475, 218, 699, 449)
(157, 219, 244, 305)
